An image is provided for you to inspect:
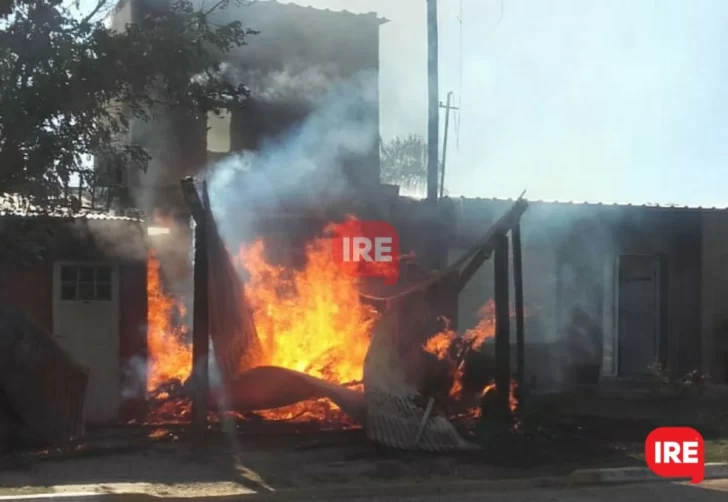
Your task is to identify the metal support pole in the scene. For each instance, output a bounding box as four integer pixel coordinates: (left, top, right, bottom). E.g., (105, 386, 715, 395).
(513, 224, 526, 404)
(493, 233, 511, 418)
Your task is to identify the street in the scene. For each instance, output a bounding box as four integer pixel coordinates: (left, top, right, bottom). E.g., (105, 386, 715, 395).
(335, 480, 728, 502)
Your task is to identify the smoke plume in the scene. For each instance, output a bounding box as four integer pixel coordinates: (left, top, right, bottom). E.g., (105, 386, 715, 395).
(207, 70, 379, 247)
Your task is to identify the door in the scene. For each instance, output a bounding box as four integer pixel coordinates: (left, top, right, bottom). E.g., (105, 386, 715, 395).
(617, 255, 663, 377)
(53, 262, 120, 423)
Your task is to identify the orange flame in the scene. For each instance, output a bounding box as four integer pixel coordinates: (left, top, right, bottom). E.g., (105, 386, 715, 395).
(424, 299, 520, 415)
(237, 238, 379, 384)
(145, 236, 378, 423)
(145, 229, 521, 425)
(463, 300, 497, 349)
(424, 331, 456, 360)
(481, 380, 519, 414)
(146, 253, 192, 392)
(423, 300, 498, 362)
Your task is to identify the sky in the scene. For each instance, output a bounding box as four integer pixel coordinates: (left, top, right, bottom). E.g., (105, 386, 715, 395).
(279, 0, 728, 206)
(75, 0, 728, 206)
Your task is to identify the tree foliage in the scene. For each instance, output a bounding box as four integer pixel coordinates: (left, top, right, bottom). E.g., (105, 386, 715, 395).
(379, 133, 433, 191)
(0, 0, 253, 207)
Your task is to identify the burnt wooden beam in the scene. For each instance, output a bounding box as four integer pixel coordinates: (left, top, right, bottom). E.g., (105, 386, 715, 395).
(180, 177, 206, 223)
(455, 248, 491, 294)
(493, 233, 511, 419)
(180, 177, 210, 443)
(512, 223, 526, 404)
(454, 197, 529, 294)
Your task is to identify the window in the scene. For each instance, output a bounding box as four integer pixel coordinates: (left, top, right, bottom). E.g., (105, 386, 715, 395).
(60, 265, 112, 301)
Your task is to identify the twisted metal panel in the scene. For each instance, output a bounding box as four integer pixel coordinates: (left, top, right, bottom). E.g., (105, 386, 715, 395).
(0, 306, 88, 444)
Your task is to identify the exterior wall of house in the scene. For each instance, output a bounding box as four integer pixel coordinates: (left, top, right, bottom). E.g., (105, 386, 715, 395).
(445, 199, 710, 391)
(120, 0, 383, 215)
(448, 200, 607, 391)
(0, 217, 148, 423)
(113, 1, 384, 312)
(701, 212, 728, 383)
(0, 261, 53, 332)
(214, 1, 383, 187)
(108, 0, 133, 32)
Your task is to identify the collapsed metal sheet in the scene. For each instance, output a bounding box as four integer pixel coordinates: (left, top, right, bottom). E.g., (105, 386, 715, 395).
(362, 295, 477, 451)
(0, 305, 88, 445)
(360, 196, 529, 451)
(214, 366, 366, 422)
(205, 200, 263, 381)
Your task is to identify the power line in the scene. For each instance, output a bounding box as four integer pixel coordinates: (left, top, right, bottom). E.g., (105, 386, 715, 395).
(456, 0, 463, 150)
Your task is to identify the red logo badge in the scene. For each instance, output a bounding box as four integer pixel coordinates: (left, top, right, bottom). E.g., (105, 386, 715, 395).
(645, 427, 705, 484)
(329, 219, 400, 284)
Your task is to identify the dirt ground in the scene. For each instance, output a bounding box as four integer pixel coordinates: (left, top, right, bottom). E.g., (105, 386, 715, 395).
(0, 424, 640, 498)
(1, 388, 726, 498)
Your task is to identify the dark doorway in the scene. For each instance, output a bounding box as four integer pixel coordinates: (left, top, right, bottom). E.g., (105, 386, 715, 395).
(618, 254, 666, 377)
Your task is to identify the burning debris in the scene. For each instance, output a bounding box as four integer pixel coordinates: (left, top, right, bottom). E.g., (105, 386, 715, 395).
(147, 254, 191, 394)
(143, 236, 504, 429)
(144, 233, 377, 425)
(142, 192, 529, 451)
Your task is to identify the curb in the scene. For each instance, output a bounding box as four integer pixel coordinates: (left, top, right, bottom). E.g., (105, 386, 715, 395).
(567, 462, 728, 486)
(0, 494, 100, 501)
(1, 463, 726, 501)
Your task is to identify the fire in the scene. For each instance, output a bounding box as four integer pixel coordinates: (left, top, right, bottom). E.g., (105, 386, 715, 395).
(424, 331, 455, 359)
(424, 299, 520, 415)
(237, 239, 379, 384)
(464, 300, 497, 349)
(482, 381, 519, 413)
(144, 226, 520, 426)
(146, 254, 191, 392)
(423, 300, 498, 362)
(144, 235, 378, 423)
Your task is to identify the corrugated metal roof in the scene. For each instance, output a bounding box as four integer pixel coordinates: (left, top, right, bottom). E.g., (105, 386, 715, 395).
(457, 197, 728, 211)
(0, 195, 144, 222)
(0, 210, 144, 221)
(400, 194, 728, 211)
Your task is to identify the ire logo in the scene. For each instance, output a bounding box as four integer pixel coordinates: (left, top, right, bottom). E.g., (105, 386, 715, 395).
(330, 219, 400, 284)
(645, 427, 705, 484)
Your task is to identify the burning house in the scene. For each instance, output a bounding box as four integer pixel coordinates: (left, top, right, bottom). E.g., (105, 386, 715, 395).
(107, 0, 389, 307)
(102, 0, 430, 430)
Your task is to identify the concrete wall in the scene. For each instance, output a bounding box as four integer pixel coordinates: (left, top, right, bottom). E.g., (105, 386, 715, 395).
(108, 0, 133, 32)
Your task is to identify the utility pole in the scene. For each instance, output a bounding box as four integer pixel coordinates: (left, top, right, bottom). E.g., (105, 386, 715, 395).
(439, 92, 459, 198)
(426, 0, 441, 271)
(426, 0, 439, 205)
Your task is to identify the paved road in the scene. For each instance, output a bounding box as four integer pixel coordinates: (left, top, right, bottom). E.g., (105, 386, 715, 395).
(1, 480, 727, 501)
(334, 480, 728, 502)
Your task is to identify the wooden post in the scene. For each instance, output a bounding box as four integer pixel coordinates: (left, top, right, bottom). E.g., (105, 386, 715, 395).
(181, 178, 210, 443)
(493, 233, 511, 418)
(512, 224, 526, 404)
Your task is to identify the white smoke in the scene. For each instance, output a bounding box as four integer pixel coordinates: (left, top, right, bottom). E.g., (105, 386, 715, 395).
(207, 70, 379, 246)
(234, 63, 343, 105)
